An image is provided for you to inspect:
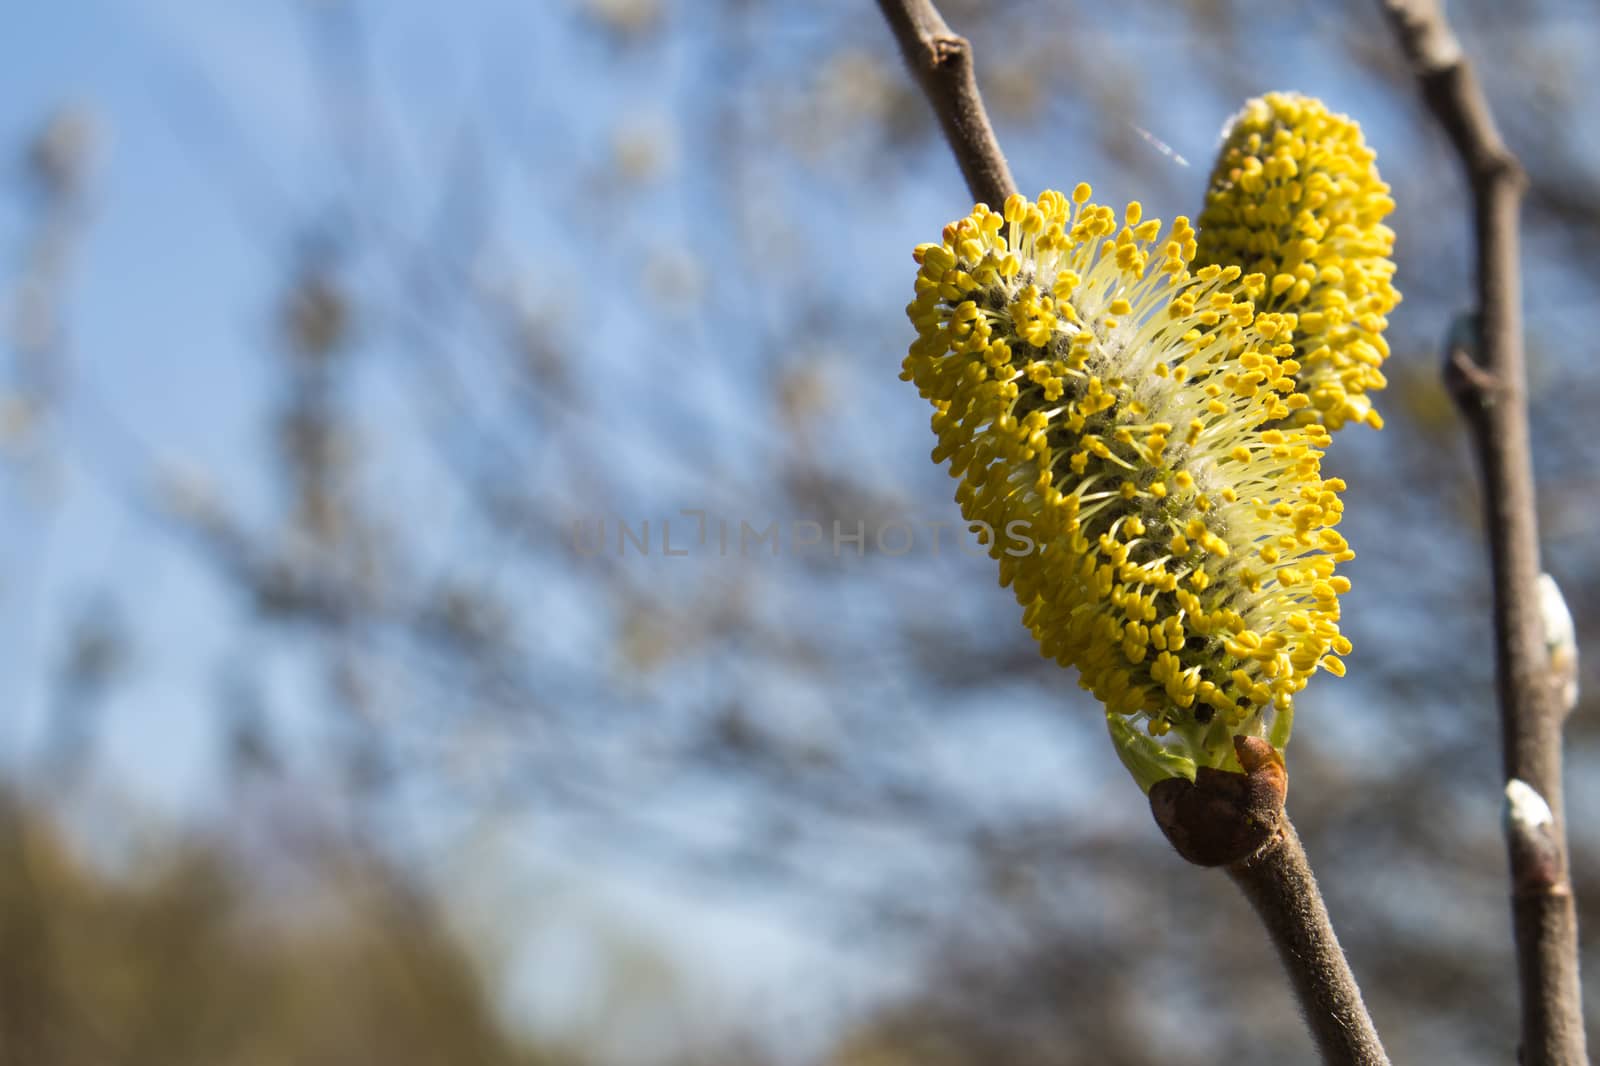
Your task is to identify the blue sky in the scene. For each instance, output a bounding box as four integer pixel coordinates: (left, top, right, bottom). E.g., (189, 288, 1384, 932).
(2, 3, 909, 1048)
(4, 1, 276, 800)
(1, 0, 1437, 801)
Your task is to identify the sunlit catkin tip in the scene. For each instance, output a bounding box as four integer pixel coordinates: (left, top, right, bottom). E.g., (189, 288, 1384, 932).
(903, 191, 1356, 784)
(1196, 93, 1400, 432)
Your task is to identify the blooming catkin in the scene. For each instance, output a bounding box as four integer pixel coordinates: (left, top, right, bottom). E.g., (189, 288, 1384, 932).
(1197, 93, 1400, 431)
(905, 188, 1354, 783)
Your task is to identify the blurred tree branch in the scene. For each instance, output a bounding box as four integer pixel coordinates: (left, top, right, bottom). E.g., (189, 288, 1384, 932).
(1378, 4, 1588, 1065)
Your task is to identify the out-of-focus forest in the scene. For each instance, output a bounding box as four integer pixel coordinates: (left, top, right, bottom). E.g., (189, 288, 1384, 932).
(2, 1, 1598, 1063)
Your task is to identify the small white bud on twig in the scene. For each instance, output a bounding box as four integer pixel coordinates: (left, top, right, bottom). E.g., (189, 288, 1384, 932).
(1537, 573, 1579, 715)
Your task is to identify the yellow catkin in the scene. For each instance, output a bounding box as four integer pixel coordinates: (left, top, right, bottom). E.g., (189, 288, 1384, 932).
(905, 189, 1355, 774)
(1197, 93, 1400, 431)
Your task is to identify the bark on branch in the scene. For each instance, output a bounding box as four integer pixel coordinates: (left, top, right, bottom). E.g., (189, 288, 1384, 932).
(1228, 822, 1390, 1066)
(1379, 3, 1588, 1063)
(1152, 738, 1390, 1066)
(874, 0, 1016, 209)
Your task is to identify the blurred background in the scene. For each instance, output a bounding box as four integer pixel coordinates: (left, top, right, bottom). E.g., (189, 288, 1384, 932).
(3, 1, 1599, 1063)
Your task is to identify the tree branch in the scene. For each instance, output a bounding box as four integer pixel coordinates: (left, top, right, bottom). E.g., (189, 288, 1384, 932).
(874, 0, 1016, 208)
(1228, 821, 1390, 1066)
(1379, 3, 1588, 1063)
(1152, 738, 1390, 1066)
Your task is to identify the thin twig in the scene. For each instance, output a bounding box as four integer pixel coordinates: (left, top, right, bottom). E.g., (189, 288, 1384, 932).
(1378, 3, 1588, 1063)
(1152, 739, 1390, 1066)
(874, 0, 1016, 209)
(1228, 822, 1390, 1066)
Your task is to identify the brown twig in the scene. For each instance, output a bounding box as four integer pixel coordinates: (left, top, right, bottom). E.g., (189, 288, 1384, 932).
(874, 0, 1016, 209)
(1152, 739, 1390, 1066)
(1379, 3, 1588, 1063)
(1228, 822, 1391, 1066)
